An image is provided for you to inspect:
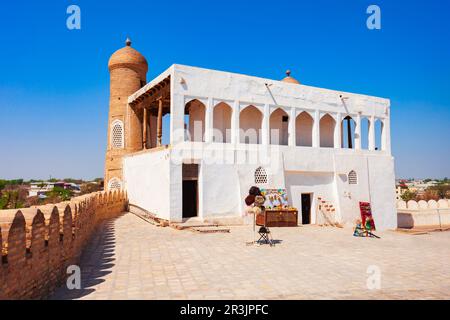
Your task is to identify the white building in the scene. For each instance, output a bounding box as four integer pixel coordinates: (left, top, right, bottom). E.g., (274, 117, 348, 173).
(105, 41, 397, 230)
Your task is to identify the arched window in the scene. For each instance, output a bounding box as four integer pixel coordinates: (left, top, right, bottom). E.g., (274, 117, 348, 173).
(254, 167, 268, 184)
(185, 99, 206, 142)
(348, 170, 357, 185)
(108, 177, 122, 190)
(213, 102, 232, 143)
(319, 113, 336, 148)
(341, 116, 356, 149)
(270, 108, 289, 145)
(296, 111, 313, 147)
(111, 120, 124, 149)
(240, 105, 263, 144)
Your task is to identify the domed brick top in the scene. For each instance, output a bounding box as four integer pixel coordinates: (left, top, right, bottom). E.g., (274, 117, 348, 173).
(108, 38, 148, 73)
(281, 70, 300, 84)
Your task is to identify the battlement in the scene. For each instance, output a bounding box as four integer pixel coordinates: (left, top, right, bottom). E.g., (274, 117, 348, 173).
(0, 190, 128, 299)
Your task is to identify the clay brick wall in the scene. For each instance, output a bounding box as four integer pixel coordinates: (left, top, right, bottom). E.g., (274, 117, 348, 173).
(0, 190, 127, 299)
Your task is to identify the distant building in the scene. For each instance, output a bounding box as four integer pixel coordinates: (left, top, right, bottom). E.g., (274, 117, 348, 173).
(28, 181, 80, 198)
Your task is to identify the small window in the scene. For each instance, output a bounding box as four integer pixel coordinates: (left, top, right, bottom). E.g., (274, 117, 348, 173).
(108, 178, 122, 190)
(255, 167, 268, 184)
(348, 170, 358, 185)
(282, 116, 289, 122)
(111, 120, 124, 149)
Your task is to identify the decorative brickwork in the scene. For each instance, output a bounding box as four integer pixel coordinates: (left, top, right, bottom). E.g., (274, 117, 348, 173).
(0, 191, 127, 299)
(104, 40, 148, 188)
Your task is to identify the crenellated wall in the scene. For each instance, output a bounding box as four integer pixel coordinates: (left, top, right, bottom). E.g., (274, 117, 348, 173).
(0, 190, 127, 300)
(397, 199, 450, 229)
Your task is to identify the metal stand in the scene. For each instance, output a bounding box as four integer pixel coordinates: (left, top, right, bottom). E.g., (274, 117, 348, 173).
(245, 212, 258, 246)
(257, 226, 275, 246)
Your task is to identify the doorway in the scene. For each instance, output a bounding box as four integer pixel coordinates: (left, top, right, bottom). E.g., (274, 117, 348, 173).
(182, 180, 198, 218)
(182, 163, 199, 219)
(301, 193, 311, 224)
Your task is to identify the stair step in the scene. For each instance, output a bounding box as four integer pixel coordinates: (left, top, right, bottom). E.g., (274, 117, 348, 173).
(172, 223, 219, 230)
(190, 226, 230, 233)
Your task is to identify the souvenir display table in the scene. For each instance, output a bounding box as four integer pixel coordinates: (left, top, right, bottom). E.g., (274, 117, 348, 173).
(256, 208, 298, 227)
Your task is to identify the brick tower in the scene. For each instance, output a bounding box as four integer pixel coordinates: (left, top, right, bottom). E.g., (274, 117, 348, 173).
(105, 38, 148, 190)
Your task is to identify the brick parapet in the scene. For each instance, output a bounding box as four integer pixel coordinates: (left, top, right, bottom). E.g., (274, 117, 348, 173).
(0, 190, 128, 299)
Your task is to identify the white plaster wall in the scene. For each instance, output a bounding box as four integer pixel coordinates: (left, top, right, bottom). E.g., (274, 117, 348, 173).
(123, 149, 171, 220)
(333, 153, 396, 230)
(200, 164, 241, 217)
(170, 162, 183, 222)
(366, 155, 397, 230)
(285, 172, 336, 224)
(334, 154, 371, 227)
(124, 143, 396, 229)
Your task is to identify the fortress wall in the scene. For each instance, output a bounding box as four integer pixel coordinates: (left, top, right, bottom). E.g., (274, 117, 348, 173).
(0, 190, 127, 299)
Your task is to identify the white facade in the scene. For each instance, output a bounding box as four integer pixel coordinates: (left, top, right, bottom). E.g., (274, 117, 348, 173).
(122, 64, 397, 230)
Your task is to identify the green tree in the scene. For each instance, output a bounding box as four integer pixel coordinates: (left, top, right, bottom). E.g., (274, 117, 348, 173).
(46, 186, 73, 201)
(401, 190, 417, 202)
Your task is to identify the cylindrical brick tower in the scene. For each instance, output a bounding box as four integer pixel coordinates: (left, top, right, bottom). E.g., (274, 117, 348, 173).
(105, 38, 148, 190)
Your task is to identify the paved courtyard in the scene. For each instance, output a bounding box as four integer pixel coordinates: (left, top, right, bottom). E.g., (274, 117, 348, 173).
(52, 212, 450, 300)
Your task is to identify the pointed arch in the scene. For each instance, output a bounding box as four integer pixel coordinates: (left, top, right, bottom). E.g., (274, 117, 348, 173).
(240, 105, 262, 144)
(341, 116, 356, 149)
(213, 102, 232, 143)
(319, 113, 336, 148)
(185, 99, 206, 142)
(360, 117, 370, 150)
(375, 119, 383, 151)
(270, 108, 289, 145)
(296, 111, 313, 147)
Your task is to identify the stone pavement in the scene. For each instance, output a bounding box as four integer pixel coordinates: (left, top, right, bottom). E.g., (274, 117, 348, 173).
(51, 212, 450, 300)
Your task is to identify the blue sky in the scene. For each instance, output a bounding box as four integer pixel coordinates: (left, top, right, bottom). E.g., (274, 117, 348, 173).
(0, 0, 449, 180)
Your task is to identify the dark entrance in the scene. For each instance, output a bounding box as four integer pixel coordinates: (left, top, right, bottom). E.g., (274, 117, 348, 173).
(301, 193, 311, 224)
(182, 180, 198, 218)
(182, 163, 199, 219)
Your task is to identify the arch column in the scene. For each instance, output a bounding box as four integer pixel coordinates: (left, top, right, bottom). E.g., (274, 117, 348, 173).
(334, 113, 342, 149)
(382, 116, 391, 154)
(204, 97, 213, 143)
(262, 104, 270, 145)
(368, 116, 375, 151)
(355, 113, 362, 150)
(312, 110, 320, 148)
(231, 100, 239, 144)
(288, 108, 296, 147)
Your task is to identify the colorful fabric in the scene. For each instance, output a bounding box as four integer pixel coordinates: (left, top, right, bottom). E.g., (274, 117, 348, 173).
(260, 189, 289, 209)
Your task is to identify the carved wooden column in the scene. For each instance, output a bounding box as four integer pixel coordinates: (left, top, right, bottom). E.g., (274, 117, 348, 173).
(157, 98, 163, 146)
(143, 107, 148, 149)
